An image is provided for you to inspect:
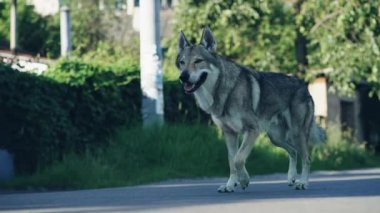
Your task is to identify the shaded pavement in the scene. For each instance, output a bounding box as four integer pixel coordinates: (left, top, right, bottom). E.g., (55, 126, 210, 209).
(0, 168, 380, 212)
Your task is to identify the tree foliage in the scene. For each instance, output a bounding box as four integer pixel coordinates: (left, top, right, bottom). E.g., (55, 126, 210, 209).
(164, 0, 297, 79)
(63, 0, 138, 55)
(299, 0, 380, 97)
(167, 0, 380, 97)
(0, 0, 136, 58)
(0, 60, 141, 174)
(67, 0, 108, 54)
(0, 0, 60, 57)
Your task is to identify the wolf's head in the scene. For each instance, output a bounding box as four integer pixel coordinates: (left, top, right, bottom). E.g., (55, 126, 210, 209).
(176, 27, 220, 93)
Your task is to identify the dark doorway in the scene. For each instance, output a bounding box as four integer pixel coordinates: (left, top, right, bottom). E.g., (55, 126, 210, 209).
(340, 100, 355, 132)
(359, 86, 380, 152)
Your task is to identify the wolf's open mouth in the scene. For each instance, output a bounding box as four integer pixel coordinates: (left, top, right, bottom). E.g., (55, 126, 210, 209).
(183, 72, 208, 93)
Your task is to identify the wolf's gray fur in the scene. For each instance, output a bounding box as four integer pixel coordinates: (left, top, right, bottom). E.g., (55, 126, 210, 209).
(177, 27, 324, 192)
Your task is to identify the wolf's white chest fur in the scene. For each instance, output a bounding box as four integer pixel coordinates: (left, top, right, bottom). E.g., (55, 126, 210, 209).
(195, 88, 245, 133)
(212, 114, 244, 133)
(193, 86, 214, 113)
(193, 64, 261, 133)
(193, 64, 261, 134)
(193, 64, 220, 113)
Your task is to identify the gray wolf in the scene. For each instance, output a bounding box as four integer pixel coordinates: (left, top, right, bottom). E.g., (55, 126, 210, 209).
(176, 27, 325, 192)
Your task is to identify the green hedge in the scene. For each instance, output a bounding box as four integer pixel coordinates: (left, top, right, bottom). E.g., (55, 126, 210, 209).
(0, 60, 210, 175)
(0, 62, 141, 174)
(46, 59, 210, 124)
(164, 81, 210, 124)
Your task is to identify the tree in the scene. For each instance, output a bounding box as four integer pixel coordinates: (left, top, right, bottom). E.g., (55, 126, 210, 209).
(164, 0, 297, 79)
(0, 0, 60, 57)
(294, 0, 308, 74)
(298, 0, 380, 97)
(66, 0, 107, 54)
(167, 0, 380, 98)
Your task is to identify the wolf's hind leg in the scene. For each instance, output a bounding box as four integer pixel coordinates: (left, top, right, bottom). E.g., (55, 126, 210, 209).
(286, 92, 313, 190)
(274, 143, 298, 186)
(267, 122, 298, 186)
(295, 144, 311, 190)
(292, 99, 314, 190)
(218, 131, 239, 193)
(287, 149, 297, 186)
(234, 130, 259, 190)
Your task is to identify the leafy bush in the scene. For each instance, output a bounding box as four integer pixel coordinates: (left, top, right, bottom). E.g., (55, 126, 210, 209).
(0, 61, 141, 174)
(44, 58, 140, 86)
(312, 125, 377, 170)
(0, 65, 75, 174)
(46, 57, 209, 124)
(0, 57, 211, 175)
(76, 41, 140, 69)
(164, 81, 210, 123)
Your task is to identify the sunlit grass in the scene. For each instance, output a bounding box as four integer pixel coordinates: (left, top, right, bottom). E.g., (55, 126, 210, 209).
(1, 124, 379, 190)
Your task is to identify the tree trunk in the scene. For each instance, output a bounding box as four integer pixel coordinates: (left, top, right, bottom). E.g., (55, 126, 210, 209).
(294, 0, 308, 75)
(139, 0, 164, 126)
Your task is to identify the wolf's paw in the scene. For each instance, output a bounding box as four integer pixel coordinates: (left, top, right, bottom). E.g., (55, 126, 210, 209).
(288, 177, 296, 186)
(238, 170, 250, 190)
(294, 181, 308, 190)
(217, 184, 236, 193)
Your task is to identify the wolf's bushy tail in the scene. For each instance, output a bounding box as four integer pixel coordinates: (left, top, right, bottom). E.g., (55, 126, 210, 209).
(310, 122, 326, 145)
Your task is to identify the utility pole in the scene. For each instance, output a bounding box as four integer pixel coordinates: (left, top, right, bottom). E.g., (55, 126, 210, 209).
(60, 5, 72, 57)
(172, 0, 179, 7)
(127, 0, 134, 15)
(10, 0, 17, 53)
(161, 0, 169, 9)
(139, 0, 164, 126)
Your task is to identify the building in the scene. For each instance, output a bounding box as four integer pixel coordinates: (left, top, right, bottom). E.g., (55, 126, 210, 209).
(26, 0, 59, 16)
(309, 74, 380, 151)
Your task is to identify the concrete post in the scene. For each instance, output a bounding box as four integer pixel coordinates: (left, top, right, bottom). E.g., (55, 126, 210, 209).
(60, 6, 72, 57)
(99, 0, 105, 10)
(139, 0, 164, 126)
(161, 0, 169, 9)
(0, 149, 14, 181)
(132, 7, 140, 31)
(172, 0, 179, 7)
(127, 0, 134, 15)
(10, 0, 17, 52)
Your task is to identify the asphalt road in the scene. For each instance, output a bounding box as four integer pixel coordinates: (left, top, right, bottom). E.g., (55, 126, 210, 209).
(1, 168, 380, 213)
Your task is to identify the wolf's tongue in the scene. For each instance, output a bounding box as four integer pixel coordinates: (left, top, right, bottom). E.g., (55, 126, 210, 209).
(184, 83, 194, 91)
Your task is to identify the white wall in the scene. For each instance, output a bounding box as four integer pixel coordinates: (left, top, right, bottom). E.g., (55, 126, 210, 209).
(308, 77, 328, 117)
(30, 0, 59, 16)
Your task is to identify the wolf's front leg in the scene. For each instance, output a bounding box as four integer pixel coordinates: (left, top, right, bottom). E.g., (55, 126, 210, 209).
(234, 130, 259, 190)
(218, 131, 239, 193)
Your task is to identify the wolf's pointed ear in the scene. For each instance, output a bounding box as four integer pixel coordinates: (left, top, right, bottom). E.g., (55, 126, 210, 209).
(200, 26, 217, 52)
(178, 31, 189, 52)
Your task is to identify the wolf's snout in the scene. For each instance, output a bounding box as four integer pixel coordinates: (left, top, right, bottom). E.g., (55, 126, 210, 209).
(179, 71, 190, 83)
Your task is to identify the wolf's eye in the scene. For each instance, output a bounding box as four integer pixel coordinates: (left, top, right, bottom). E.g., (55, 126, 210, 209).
(179, 60, 185, 66)
(194, 59, 204, 64)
